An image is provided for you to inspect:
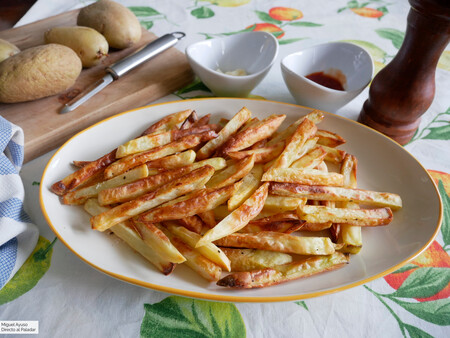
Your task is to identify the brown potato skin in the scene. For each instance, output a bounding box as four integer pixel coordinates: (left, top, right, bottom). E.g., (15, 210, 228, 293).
(77, 0, 142, 49)
(0, 44, 82, 103)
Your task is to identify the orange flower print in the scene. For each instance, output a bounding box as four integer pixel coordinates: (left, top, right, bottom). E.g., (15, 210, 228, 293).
(246, 23, 285, 39)
(351, 7, 384, 18)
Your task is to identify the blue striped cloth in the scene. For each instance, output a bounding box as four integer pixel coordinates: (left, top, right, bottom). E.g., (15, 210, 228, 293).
(0, 116, 38, 290)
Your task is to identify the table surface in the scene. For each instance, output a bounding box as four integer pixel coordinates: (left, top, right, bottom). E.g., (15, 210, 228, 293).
(0, 1, 449, 337)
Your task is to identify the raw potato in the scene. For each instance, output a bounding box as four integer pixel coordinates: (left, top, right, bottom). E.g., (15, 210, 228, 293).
(0, 44, 82, 103)
(77, 0, 142, 49)
(0, 38, 20, 63)
(44, 26, 109, 68)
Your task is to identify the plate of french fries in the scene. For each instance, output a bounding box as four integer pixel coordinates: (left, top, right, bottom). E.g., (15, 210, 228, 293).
(40, 98, 442, 302)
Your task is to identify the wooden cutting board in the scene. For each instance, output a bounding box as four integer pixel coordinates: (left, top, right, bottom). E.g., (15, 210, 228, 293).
(0, 9, 194, 163)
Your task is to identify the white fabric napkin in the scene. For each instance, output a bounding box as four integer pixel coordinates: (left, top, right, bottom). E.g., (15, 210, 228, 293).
(0, 116, 39, 289)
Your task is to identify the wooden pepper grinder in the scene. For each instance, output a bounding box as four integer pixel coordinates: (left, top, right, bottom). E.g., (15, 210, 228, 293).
(358, 0, 450, 145)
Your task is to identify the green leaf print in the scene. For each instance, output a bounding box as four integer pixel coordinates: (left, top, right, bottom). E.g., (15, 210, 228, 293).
(295, 301, 309, 310)
(422, 124, 450, 140)
(176, 79, 212, 95)
(393, 263, 418, 273)
(192, 6, 215, 19)
(288, 21, 323, 27)
(140, 21, 154, 30)
(390, 267, 450, 298)
(438, 180, 450, 250)
(140, 296, 246, 338)
(128, 6, 161, 17)
(255, 11, 282, 25)
(403, 323, 434, 338)
(389, 297, 450, 326)
(339, 40, 387, 63)
(0, 236, 56, 305)
(375, 28, 405, 49)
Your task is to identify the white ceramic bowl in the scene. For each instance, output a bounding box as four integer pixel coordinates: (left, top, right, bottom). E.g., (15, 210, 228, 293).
(186, 32, 279, 97)
(281, 42, 373, 112)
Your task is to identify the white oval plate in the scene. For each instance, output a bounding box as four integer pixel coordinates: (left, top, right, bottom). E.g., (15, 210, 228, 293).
(40, 98, 442, 302)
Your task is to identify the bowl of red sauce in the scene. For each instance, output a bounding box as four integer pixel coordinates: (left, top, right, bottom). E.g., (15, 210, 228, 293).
(281, 42, 373, 112)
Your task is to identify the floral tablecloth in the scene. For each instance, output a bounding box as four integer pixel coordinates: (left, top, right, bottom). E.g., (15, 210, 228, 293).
(1, 0, 449, 337)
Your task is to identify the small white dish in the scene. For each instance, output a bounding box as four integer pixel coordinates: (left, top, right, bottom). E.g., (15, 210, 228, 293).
(186, 32, 279, 97)
(281, 42, 373, 112)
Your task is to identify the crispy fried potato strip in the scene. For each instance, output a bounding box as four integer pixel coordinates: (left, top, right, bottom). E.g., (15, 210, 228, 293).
(141, 109, 193, 135)
(263, 168, 344, 186)
(220, 248, 293, 272)
(228, 164, 264, 211)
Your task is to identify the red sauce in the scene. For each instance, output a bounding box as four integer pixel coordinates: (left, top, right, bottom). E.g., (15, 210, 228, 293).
(305, 71, 345, 91)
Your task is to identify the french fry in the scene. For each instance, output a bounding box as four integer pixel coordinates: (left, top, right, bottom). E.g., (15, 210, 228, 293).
(213, 204, 231, 220)
(51, 149, 116, 195)
(98, 166, 195, 205)
(228, 164, 264, 211)
(263, 168, 344, 186)
(91, 165, 215, 231)
(297, 205, 393, 226)
(132, 220, 186, 264)
(177, 216, 204, 234)
(164, 221, 231, 271)
(219, 114, 286, 154)
(227, 143, 284, 164)
(206, 155, 255, 189)
(269, 183, 402, 210)
(196, 107, 251, 160)
(180, 110, 198, 130)
(145, 150, 196, 170)
(214, 232, 337, 255)
(157, 225, 222, 282)
(220, 248, 293, 272)
(301, 222, 333, 231)
(316, 129, 346, 148)
(198, 210, 217, 229)
(84, 199, 175, 275)
(263, 195, 307, 213)
(196, 182, 269, 247)
(138, 183, 239, 223)
(63, 163, 149, 205)
(217, 252, 349, 288)
(240, 212, 304, 233)
(317, 145, 347, 164)
(117, 125, 217, 158)
(289, 146, 327, 169)
(337, 154, 362, 253)
(266, 110, 324, 146)
(191, 113, 210, 128)
(105, 132, 217, 179)
(141, 109, 193, 135)
(265, 118, 317, 170)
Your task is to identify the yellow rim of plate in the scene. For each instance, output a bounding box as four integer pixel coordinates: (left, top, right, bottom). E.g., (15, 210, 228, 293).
(39, 97, 443, 303)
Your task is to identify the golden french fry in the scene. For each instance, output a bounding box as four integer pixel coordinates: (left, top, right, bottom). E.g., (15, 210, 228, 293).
(197, 210, 216, 229)
(105, 132, 216, 179)
(214, 231, 337, 255)
(270, 182, 402, 210)
(51, 149, 117, 195)
(228, 164, 264, 211)
(263, 195, 307, 213)
(227, 142, 284, 164)
(217, 252, 348, 288)
(91, 165, 215, 231)
(138, 183, 239, 223)
(206, 155, 255, 189)
(267, 110, 324, 146)
(316, 145, 347, 164)
(98, 166, 195, 205)
(266, 118, 317, 170)
(145, 150, 196, 170)
(132, 220, 186, 264)
(196, 182, 269, 247)
(240, 212, 304, 233)
(157, 225, 222, 282)
(262, 168, 344, 186)
(219, 114, 286, 154)
(197, 107, 251, 160)
(62, 164, 149, 205)
(290, 146, 327, 169)
(177, 216, 204, 234)
(84, 199, 175, 275)
(301, 222, 333, 231)
(164, 221, 231, 271)
(316, 129, 346, 148)
(141, 109, 193, 135)
(117, 125, 216, 158)
(297, 205, 393, 226)
(180, 110, 199, 130)
(220, 248, 293, 272)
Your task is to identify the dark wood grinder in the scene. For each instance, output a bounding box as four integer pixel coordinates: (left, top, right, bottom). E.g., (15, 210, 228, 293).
(358, 0, 450, 144)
